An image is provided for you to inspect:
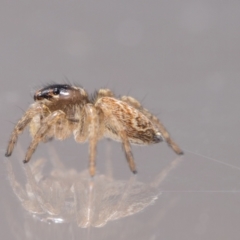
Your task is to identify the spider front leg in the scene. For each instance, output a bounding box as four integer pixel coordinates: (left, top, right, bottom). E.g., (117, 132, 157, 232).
(23, 110, 66, 163)
(5, 104, 50, 157)
(121, 96, 183, 155)
(74, 105, 100, 177)
(84, 104, 100, 177)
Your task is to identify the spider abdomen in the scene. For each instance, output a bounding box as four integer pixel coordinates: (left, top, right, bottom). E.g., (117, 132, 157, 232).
(96, 97, 162, 145)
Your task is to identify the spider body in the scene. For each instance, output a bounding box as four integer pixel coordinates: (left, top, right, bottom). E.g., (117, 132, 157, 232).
(5, 84, 183, 176)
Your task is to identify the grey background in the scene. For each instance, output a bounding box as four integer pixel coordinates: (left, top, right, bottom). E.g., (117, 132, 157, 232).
(1, 1, 240, 239)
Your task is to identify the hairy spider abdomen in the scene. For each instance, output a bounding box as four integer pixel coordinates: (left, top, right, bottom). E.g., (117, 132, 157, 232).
(96, 97, 163, 145)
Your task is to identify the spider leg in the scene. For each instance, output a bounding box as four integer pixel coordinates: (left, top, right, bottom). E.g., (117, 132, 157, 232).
(150, 118, 183, 155)
(121, 96, 183, 155)
(23, 110, 66, 163)
(91, 88, 115, 103)
(74, 107, 89, 143)
(119, 130, 137, 174)
(5, 104, 49, 157)
(96, 89, 115, 98)
(85, 104, 99, 177)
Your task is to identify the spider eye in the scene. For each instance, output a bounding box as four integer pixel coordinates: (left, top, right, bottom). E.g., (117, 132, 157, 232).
(53, 88, 60, 95)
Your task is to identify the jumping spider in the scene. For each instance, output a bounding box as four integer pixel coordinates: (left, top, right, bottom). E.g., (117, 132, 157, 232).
(5, 84, 183, 176)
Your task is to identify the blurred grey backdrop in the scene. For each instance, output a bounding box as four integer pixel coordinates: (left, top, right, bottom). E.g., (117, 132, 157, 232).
(1, 1, 240, 240)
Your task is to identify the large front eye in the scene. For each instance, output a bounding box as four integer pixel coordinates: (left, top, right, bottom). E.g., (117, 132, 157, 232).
(53, 88, 60, 95)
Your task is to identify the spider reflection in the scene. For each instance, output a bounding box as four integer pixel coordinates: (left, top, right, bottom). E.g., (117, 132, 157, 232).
(6, 150, 181, 228)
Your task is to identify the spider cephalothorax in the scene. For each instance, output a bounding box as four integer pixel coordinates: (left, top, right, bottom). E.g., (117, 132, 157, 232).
(6, 84, 183, 176)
